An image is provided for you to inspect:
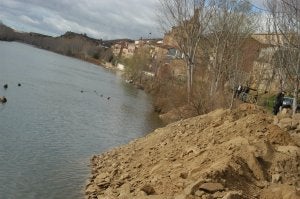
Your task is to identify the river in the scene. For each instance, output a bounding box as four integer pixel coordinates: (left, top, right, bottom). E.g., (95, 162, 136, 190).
(0, 42, 162, 199)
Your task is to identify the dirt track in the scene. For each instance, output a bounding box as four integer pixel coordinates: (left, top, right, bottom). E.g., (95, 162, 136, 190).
(86, 104, 300, 199)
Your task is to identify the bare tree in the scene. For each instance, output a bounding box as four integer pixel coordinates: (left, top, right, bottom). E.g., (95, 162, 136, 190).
(158, 0, 213, 103)
(267, 0, 300, 114)
(205, 0, 257, 108)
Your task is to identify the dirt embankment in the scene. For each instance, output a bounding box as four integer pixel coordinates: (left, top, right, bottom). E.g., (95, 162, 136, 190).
(86, 104, 300, 199)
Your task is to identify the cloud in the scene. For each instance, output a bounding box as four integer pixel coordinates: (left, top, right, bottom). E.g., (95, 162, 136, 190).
(20, 15, 39, 25)
(0, 0, 162, 39)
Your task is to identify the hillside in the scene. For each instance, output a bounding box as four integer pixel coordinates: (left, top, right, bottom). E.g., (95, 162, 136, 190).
(0, 23, 113, 64)
(86, 104, 300, 199)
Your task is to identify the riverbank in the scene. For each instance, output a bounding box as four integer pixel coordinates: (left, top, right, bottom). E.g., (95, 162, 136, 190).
(85, 103, 300, 199)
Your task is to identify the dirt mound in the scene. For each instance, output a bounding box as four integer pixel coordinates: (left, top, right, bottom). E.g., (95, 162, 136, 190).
(86, 104, 300, 199)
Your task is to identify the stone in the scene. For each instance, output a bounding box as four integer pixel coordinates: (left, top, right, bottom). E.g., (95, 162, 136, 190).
(141, 184, 156, 195)
(272, 174, 282, 183)
(199, 183, 225, 193)
(97, 181, 110, 190)
(184, 179, 204, 195)
(243, 152, 265, 180)
(175, 182, 185, 188)
(281, 108, 289, 115)
(94, 172, 109, 184)
(195, 190, 205, 197)
(119, 183, 131, 197)
(86, 184, 98, 194)
(180, 172, 188, 179)
(213, 191, 226, 198)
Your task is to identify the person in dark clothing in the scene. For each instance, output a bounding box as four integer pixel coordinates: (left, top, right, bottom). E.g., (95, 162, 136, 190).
(273, 91, 285, 115)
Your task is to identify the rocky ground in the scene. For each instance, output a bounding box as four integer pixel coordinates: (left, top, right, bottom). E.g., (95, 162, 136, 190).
(85, 104, 300, 199)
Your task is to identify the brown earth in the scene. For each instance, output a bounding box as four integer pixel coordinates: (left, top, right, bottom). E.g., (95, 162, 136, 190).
(85, 104, 300, 199)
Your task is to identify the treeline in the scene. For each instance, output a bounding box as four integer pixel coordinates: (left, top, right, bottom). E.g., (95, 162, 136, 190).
(0, 23, 113, 63)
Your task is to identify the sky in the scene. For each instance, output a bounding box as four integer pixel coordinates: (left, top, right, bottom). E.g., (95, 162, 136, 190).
(0, 0, 267, 40)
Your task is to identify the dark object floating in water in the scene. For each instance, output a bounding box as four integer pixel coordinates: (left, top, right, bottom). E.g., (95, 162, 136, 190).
(107, 97, 110, 100)
(0, 96, 7, 103)
(18, 83, 21, 87)
(3, 84, 8, 89)
(81, 90, 84, 93)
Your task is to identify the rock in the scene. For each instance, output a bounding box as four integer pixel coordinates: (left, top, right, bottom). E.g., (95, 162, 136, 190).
(179, 172, 188, 179)
(141, 184, 156, 195)
(175, 182, 185, 189)
(97, 181, 110, 189)
(213, 191, 226, 198)
(94, 174, 110, 188)
(184, 179, 204, 195)
(281, 108, 289, 115)
(195, 190, 205, 197)
(86, 184, 98, 194)
(272, 174, 282, 183)
(243, 152, 265, 180)
(199, 183, 225, 193)
(119, 183, 131, 198)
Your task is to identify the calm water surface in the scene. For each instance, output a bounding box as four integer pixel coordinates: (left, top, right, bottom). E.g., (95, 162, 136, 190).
(0, 42, 162, 199)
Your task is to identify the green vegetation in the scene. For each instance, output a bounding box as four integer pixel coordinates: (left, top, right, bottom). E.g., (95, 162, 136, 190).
(120, 47, 152, 82)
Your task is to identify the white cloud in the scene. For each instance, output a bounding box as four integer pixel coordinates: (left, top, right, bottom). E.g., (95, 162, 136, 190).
(20, 15, 39, 25)
(43, 15, 101, 38)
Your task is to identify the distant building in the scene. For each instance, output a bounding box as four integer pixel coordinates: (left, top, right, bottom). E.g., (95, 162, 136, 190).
(112, 41, 137, 58)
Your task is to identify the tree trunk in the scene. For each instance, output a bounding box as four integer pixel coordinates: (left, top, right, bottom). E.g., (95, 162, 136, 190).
(187, 63, 192, 103)
(292, 81, 299, 115)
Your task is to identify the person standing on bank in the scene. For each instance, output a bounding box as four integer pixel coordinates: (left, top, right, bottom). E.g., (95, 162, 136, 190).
(273, 91, 285, 115)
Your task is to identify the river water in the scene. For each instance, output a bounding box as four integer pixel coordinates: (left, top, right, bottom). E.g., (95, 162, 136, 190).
(0, 42, 162, 199)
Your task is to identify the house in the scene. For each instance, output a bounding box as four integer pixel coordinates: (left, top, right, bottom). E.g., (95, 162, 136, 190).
(112, 41, 136, 58)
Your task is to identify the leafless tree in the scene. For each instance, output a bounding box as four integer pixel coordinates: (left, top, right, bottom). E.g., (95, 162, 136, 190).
(267, 0, 300, 114)
(205, 0, 257, 108)
(158, 0, 214, 103)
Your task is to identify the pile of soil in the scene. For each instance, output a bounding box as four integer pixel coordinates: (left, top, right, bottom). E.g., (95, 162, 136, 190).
(86, 104, 300, 199)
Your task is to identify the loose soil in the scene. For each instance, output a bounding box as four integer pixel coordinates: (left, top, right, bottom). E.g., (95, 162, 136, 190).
(86, 103, 300, 199)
